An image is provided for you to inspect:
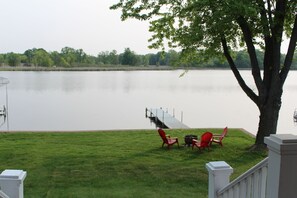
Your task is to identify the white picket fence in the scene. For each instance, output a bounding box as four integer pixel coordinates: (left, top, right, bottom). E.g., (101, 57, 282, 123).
(0, 190, 9, 198)
(207, 134, 297, 198)
(217, 158, 268, 198)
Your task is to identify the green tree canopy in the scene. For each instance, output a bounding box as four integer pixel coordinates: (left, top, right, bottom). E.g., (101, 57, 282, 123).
(121, 48, 138, 65)
(31, 48, 53, 67)
(111, 0, 297, 146)
(6, 53, 21, 66)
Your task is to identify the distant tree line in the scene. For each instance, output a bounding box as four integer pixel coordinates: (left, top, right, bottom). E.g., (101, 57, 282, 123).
(0, 47, 296, 69)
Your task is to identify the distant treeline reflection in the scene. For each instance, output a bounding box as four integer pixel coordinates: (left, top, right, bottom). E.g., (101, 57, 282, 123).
(1, 47, 296, 69)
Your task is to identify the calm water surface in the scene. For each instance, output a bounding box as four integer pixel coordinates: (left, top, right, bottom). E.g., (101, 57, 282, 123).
(0, 70, 296, 135)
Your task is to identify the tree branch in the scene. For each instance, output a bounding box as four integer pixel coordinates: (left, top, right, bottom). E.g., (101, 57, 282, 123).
(280, 14, 297, 83)
(257, 0, 273, 86)
(221, 37, 259, 105)
(257, 0, 271, 37)
(267, 0, 274, 30)
(236, 16, 264, 93)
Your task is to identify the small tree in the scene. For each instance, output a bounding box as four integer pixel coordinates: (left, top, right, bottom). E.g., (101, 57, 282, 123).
(0, 54, 4, 66)
(24, 49, 35, 66)
(109, 50, 120, 65)
(61, 47, 77, 66)
(31, 48, 53, 67)
(51, 51, 69, 67)
(121, 48, 138, 66)
(6, 53, 21, 66)
(111, 0, 297, 147)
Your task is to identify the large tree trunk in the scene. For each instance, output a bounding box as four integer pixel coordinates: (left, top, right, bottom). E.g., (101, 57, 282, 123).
(255, 88, 282, 145)
(222, 1, 297, 147)
(221, 35, 285, 147)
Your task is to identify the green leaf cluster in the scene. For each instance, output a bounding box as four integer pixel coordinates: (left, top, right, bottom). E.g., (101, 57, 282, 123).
(111, 0, 296, 60)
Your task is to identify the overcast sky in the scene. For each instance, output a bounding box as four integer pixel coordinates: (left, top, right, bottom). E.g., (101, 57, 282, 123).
(0, 0, 157, 55)
(0, 0, 290, 55)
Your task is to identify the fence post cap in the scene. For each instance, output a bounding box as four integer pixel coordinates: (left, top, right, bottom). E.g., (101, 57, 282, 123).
(265, 134, 297, 154)
(265, 134, 297, 144)
(206, 161, 233, 173)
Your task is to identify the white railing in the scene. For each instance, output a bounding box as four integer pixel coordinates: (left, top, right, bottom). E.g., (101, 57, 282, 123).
(217, 158, 268, 198)
(0, 190, 9, 198)
(207, 134, 297, 198)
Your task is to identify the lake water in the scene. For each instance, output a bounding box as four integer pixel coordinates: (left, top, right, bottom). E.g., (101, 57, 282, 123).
(0, 70, 296, 135)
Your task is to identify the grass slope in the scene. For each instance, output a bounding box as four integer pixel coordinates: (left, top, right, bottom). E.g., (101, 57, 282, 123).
(0, 129, 267, 198)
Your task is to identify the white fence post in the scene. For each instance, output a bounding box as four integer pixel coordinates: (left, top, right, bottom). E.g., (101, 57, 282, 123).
(264, 134, 297, 198)
(0, 169, 27, 198)
(206, 161, 233, 198)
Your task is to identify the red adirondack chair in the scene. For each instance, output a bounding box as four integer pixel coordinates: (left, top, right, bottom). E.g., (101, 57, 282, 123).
(192, 132, 213, 151)
(211, 127, 228, 146)
(157, 128, 179, 148)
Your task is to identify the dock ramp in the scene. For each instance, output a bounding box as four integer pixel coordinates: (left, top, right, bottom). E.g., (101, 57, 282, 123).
(145, 108, 189, 129)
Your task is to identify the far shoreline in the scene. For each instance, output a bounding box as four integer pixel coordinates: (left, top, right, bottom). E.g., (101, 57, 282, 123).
(0, 128, 256, 137)
(0, 65, 242, 72)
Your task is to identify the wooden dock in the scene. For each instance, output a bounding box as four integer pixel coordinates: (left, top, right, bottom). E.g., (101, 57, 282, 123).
(145, 108, 189, 129)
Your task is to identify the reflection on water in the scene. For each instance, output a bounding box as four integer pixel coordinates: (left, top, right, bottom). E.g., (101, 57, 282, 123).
(0, 70, 296, 135)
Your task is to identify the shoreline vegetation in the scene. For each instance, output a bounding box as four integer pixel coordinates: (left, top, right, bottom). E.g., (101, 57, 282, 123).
(1, 47, 296, 71)
(0, 128, 267, 197)
(0, 65, 182, 71)
(0, 65, 251, 72)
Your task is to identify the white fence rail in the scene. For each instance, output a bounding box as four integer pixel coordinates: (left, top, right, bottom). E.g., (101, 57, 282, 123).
(208, 134, 297, 198)
(0, 190, 9, 198)
(217, 158, 268, 198)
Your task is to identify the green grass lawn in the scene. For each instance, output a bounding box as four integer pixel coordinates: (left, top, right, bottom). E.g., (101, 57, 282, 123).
(0, 128, 267, 198)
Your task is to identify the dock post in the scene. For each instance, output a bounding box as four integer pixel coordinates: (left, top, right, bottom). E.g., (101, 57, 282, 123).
(162, 111, 165, 128)
(173, 108, 175, 117)
(181, 111, 183, 123)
